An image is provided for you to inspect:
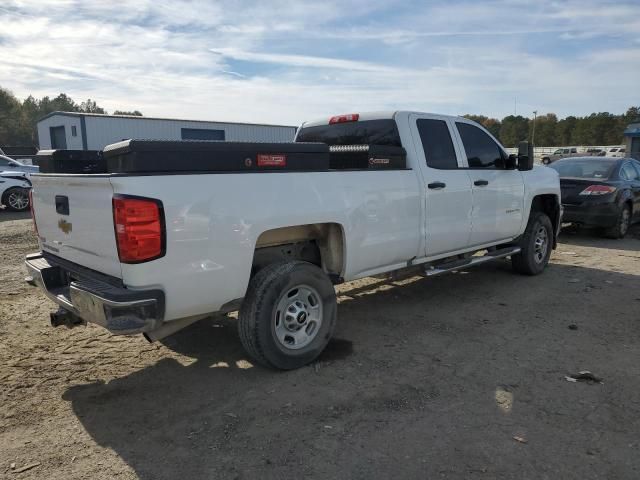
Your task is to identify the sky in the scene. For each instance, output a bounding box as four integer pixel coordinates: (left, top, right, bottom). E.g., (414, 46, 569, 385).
(1, 0, 639, 126)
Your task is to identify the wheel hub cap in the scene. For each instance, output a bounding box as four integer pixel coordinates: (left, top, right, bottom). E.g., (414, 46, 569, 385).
(274, 285, 323, 350)
(533, 226, 548, 263)
(8, 191, 29, 210)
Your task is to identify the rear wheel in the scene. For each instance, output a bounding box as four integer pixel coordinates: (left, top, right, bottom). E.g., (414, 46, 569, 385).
(238, 261, 337, 370)
(512, 211, 553, 275)
(542, 157, 550, 165)
(603, 204, 631, 239)
(2, 187, 30, 211)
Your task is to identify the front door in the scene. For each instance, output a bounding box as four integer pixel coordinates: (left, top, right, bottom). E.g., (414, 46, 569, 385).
(452, 121, 524, 246)
(410, 115, 473, 256)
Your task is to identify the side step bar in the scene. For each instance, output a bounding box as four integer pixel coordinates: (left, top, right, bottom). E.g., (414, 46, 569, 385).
(424, 246, 521, 277)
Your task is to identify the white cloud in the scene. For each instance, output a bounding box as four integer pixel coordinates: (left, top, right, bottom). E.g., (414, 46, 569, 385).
(0, 0, 638, 126)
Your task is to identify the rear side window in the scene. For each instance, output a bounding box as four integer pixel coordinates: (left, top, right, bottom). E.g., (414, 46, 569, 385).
(296, 119, 401, 147)
(621, 163, 639, 181)
(456, 122, 505, 169)
(416, 119, 458, 169)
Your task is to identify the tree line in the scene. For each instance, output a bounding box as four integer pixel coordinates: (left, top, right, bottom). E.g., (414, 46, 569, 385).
(0, 87, 142, 147)
(0, 86, 638, 148)
(464, 107, 639, 148)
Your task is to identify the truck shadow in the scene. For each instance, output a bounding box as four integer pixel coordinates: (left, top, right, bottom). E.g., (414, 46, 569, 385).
(63, 261, 640, 480)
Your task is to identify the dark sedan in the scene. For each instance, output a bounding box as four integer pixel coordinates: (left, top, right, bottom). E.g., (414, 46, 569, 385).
(549, 157, 640, 238)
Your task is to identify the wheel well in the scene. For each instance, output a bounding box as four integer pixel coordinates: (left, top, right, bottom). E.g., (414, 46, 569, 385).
(531, 194, 560, 244)
(252, 223, 345, 280)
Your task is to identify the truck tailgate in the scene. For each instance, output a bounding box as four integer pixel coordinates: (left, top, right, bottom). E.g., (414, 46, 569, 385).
(31, 175, 122, 278)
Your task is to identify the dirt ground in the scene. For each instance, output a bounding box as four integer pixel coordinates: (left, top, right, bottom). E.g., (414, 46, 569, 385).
(1, 211, 640, 480)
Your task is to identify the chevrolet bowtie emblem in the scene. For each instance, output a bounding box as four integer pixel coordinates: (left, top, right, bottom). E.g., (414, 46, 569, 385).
(58, 218, 72, 234)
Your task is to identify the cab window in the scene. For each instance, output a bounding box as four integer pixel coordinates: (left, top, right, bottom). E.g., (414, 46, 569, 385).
(456, 122, 505, 169)
(417, 119, 458, 169)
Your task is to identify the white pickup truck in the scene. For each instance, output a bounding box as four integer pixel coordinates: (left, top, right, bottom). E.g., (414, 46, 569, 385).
(26, 111, 561, 369)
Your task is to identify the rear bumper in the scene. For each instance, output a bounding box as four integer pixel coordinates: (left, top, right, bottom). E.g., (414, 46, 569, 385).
(562, 202, 619, 228)
(25, 252, 164, 335)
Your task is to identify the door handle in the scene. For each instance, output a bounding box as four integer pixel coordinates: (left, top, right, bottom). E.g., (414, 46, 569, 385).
(428, 182, 446, 189)
(474, 180, 489, 186)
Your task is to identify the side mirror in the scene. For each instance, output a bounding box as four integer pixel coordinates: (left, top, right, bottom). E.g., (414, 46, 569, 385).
(517, 141, 534, 171)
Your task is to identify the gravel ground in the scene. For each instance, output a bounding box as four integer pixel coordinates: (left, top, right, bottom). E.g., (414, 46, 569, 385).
(1, 211, 640, 479)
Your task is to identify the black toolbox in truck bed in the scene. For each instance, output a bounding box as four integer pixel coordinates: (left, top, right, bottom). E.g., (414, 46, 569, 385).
(35, 150, 105, 174)
(102, 140, 330, 173)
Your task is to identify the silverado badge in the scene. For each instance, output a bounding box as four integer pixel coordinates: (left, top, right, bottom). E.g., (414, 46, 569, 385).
(58, 218, 73, 234)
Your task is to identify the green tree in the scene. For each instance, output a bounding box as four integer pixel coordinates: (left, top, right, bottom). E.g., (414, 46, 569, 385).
(531, 113, 558, 146)
(0, 88, 23, 145)
(79, 99, 106, 114)
(499, 115, 529, 147)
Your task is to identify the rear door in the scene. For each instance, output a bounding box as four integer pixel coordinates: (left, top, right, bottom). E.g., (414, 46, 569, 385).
(452, 121, 524, 246)
(31, 175, 122, 277)
(410, 114, 473, 256)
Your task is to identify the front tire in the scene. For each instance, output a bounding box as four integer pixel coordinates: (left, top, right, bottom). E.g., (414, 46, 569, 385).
(512, 211, 553, 275)
(542, 157, 550, 165)
(238, 261, 337, 370)
(603, 204, 631, 239)
(2, 187, 30, 212)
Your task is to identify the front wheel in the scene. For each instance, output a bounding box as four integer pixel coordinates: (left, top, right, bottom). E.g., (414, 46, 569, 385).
(542, 157, 550, 165)
(238, 261, 337, 370)
(512, 212, 553, 275)
(2, 187, 30, 211)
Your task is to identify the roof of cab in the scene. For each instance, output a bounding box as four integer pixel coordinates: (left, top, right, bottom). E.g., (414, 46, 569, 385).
(300, 111, 466, 129)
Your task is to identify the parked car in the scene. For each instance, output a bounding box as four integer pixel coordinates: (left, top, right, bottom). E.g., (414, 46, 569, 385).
(0, 172, 31, 211)
(0, 155, 39, 174)
(586, 148, 605, 156)
(25, 111, 561, 370)
(550, 157, 640, 238)
(541, 147, 582, 165)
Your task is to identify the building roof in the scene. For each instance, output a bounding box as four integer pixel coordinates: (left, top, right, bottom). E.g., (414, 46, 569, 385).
(37, 111, 297, 129)
(624, 123, 640, 137)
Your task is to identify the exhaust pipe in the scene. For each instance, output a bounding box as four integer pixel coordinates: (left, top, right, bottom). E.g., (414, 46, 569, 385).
(143, 314, 208, 342)
(50, 308, 84, 328)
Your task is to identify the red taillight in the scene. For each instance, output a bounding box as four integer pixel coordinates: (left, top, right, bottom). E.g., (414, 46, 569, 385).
(329, 113, 359, 124)
(112, 196, 164, 263)
(28, 189, 38, 235)
(257, 154, 286, 167)
(579, 185, 616, 196)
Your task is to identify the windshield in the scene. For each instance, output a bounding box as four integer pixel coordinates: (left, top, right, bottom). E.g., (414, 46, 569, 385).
(296, 119, 401, 147)
(549, 159, 616, 179)
(0, 155, 23, 166)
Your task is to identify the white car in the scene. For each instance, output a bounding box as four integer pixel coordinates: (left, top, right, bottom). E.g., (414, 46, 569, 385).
(606, 147, 627, 158)
(0, 155, 39, 174)
(26, 111, 560, 369)
(0, 172, 31, 211)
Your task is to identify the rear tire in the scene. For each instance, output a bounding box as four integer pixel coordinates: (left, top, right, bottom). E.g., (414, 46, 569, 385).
(542, 157, 550, 165)
(603, 204, 631, 239)
(512, 211, 553, 275)
(2, 187, 30, 212)
(238, 261, 337, 370)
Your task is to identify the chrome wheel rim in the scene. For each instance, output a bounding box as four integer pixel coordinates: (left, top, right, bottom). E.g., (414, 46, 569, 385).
(533, 226, 548, 263)
(8, 189, 29, 210)
(274, 284, 323, 350)
(620, 209, 630, 236)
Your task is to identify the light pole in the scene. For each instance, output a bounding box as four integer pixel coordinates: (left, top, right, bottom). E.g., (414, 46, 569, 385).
(531, 110, 538, 146)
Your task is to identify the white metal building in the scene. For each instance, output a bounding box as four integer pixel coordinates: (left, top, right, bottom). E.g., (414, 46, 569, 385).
(37, 112, 297, 150)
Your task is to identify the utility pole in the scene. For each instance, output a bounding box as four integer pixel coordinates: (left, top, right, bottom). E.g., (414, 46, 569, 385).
(531, 110, 538, 146)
